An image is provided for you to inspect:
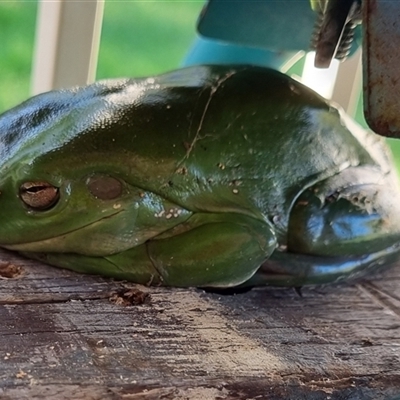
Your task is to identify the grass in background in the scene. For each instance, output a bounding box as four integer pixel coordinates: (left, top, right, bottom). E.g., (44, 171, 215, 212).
(0, 2, 37, 112)
(97, 0, 204, 79)
(0, 0, 203, 112)
(0, 0, 400, 171)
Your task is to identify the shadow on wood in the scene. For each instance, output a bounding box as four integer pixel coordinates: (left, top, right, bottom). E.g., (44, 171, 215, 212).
(0, 249, 399, 399)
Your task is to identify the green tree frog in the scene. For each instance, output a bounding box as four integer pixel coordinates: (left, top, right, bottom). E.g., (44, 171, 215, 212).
(0, 65, 399, 287)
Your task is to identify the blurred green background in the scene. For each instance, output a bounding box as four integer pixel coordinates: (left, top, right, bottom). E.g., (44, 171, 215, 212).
(0, 0, 399, 167)
(0, 1, 203, 111)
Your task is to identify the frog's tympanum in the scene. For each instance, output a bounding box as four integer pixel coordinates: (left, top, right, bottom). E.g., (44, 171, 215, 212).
(1, 65, 400, 287)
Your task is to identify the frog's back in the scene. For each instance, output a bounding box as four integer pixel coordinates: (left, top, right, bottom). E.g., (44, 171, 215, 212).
(140, 66, 392, 223)
(0, 65, 392, 226)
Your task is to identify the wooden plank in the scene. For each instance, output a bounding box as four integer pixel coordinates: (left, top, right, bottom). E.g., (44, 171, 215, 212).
(0, 248, 400, 399)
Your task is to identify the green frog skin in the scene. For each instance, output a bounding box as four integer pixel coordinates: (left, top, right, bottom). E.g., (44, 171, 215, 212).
(0, 65, 400, 288)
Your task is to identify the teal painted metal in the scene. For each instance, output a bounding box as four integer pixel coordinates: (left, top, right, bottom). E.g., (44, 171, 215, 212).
(197, 0, 317, 51)
(188, 0, 361, 70)
(183, 37, 300, 71)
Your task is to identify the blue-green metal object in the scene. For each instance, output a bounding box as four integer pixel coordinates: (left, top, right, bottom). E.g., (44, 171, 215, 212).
(197, 0, 317, 51)
(184, 0, 361, 72)
(184, 37, 301, 71)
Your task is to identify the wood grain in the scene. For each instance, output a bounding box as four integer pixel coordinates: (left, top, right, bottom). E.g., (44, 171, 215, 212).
(0, 248, 399, 399)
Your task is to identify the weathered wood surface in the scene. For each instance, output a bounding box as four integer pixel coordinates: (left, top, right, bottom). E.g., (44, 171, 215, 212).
(0, 248, 400, 399)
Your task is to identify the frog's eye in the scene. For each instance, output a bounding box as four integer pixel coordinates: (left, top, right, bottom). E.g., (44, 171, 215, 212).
(19, 181, 59, 211)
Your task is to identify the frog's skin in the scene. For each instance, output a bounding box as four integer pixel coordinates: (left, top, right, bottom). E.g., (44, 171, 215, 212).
(0, 65, 400, 288)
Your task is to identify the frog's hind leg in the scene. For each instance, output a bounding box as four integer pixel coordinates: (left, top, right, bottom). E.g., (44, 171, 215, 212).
(245, 243, 400, 287)
(22, 213, 277, 288)
(146, 213, 276, 287)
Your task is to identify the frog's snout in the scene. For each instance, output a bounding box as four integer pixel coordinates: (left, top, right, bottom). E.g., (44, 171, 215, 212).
(287, 172, 400, 258)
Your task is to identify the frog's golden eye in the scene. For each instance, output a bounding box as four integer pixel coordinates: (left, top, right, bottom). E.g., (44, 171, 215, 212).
(19, 181, 59, 211)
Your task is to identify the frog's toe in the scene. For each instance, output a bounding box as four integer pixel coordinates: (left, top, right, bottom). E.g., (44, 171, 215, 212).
(251, 242, 400, 287)
(288, 168, 400, 258)
(248, 167, 400, 287)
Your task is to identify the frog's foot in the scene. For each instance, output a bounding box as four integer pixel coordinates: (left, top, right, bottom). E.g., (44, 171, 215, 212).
(248, 172, 400, 287)
(23, 213, 277, 288)
(247, 242, 400, 287)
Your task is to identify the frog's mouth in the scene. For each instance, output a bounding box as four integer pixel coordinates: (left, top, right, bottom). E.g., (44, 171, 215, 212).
(2, 209, 125, 256)
(248, 242, 400, 287)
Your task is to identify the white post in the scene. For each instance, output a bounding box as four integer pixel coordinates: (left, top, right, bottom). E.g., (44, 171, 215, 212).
(331, 49, 362, 117)
(31, 0, 104, 95)
(301, 49, 362, 117)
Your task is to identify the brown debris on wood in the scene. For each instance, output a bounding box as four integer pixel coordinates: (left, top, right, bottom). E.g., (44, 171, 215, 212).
(0, 262, 23, 279)
(109, 287, 151, 306)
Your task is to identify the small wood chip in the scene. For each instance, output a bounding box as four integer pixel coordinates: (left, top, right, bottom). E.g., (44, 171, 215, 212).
(109, 288, 151, 306)
(0, 263, 24, 279)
